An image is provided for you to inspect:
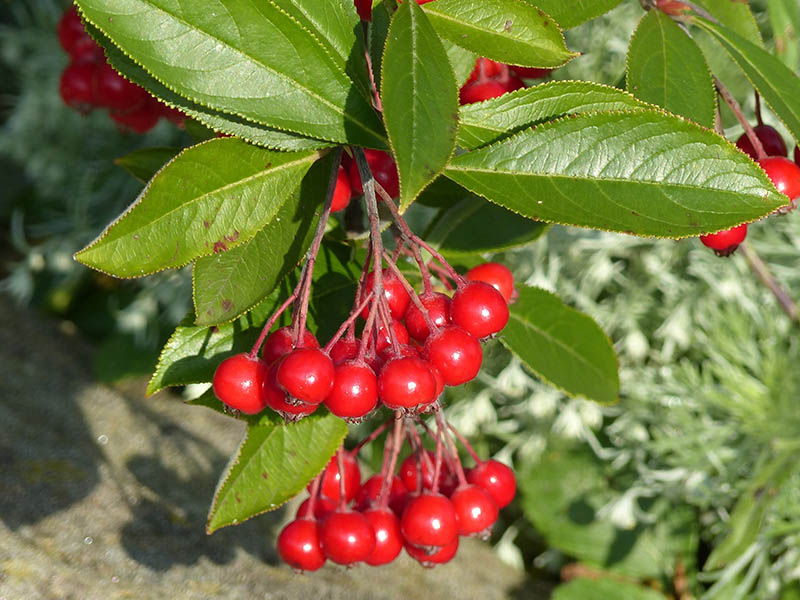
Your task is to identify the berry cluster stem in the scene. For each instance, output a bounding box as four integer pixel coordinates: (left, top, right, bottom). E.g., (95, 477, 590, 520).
(739, 242, 799, 323)
(713, 75, 767, 160)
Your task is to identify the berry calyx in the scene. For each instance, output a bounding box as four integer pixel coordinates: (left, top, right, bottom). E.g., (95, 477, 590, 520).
(319, 510, 376, 565)
(377, 356, 438, 410)
(466, 262, 515, 303)
(423, 326, 483, 386)
(758, 156, 800, 205)
(275, 348, 335, 405)
(363, 508, 403, 566)
(450, 281, 509, 339)
(736, 124, 788, 159)
(400, 492, 458, 549)
(465, 459, 517, 509)
(324, 360, 378, 420)
(450, 484, 499, 538)
(277, 518, 326, 572)
(700, 224, 748, 256)
(404, 292, 451, 342)
(262, 326, 319, 365)
(312, 452, 362, 502)
(212, 353, 268, 414)
(405, 535, 459, 567)
(331, 166, 352, 212)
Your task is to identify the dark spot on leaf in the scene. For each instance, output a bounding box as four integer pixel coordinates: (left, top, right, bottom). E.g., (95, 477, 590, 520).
(543, 20, 549, 26)
(631, 211, 640, 216)
(224, 230, 240, 243)
(537, 8, 545, 16)
(235, 492, 241, 504)
(221, 299, 233, 312)
(210, 326, 219, 334)
(289, 450, 297, 458)
(203, 220, 211, 229)
(213, 241, 228, 253)
(261, 472, 268, 480)
(265, 162, 272, 169)
(504, 20, 513, 32)
(133, 234, 139, 240)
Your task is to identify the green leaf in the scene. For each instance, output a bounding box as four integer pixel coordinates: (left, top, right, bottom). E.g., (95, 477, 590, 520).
(382, 0, 459, 210)
(206, 411, 347, 533)
(192, 155, 333, 326)
(524, 0, 623, 30)
(115, 147, 180, 182)
(75, 139, 320, 278)
(457, 80, 651, 150)
(445, 110, 787, 238)
(443, 38, 478, 87)
(695, 17, 800, 146)
(500, 286, 618, 404)
(422, 0, 577, 68)
(75, 0, 386, 147)
(626, 11, 715, 128)
(692, 0, 762, 46)
(425, 197, 548, 257)
(553, 578, 667, 600)
(768, 0, 800, 70)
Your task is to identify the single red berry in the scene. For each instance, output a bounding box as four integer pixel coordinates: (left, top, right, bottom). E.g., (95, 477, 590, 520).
(311, 452, 362, 502)
(109, 101, 161, 134)
(758, 156, 800, 201)
(450, 281, 509, 339)
(324, 360, 378, 419)
(212, 353, 268, 414)
(404, 292, 451, 342)
(354, 0, 372, 21)
(347, 150, 400, 198)
(361, 269, 411, 320)
(375, 320, 411, 357)
(319, 510, 375, 565)
(699, 224, 748, 256)
(465, 58, 504, 86)
(377, 356, 437, 410)
(277, 518, 326, 571)
(262, 326, 319, 365)
(400, 492, 458, 549)
(736, 124, 788, 159)
(363, 508, 403, 566)
(355, 475, 408, 513)
(405, 535, 458, 567)
(329, 336, 359, 365)
(450, 484, 499, 538)
(429, 363, 445, 400)
(264, 363, 318, 420)
(331, 166, 352, 212)
(95, 62, 150, 112)
(275, 348, 335, 405)
(59, 62, 99, 112)
(459, 80, 510, 104)
(399, 450, 457, 496)
(465, 459, 516, 509)
(296, 495, 337, 520)
(423, 326, 483, 386)
(57, 6, 104, 63)
(466, 262, 515, 303)
(510, 66, 551, 79)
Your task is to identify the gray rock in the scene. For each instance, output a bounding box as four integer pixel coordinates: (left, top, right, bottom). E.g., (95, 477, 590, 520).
(0, 294, 548, 600)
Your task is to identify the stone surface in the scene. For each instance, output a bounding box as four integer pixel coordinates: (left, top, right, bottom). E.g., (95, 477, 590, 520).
(0, 294, 547, 600)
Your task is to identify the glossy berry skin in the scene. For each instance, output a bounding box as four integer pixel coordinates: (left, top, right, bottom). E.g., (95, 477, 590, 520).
(275, 348, 335, 405)
(405, 536, 458, 567)
(377, 356, 437, 410)
(262, 326, 319, 365)
(329, 336, 359, 365)
(361, 269, 410, 320)
(404, 292, 451, 342)
(400, 492, 458, 549)
(466, 262, 515, 303)
(264, 364, 318, 420)
(319, 510, 375, 565)
(324, 360, 378, 419)
(212, 353, 268, 414)
(758, 156, 800, 201)
(109, 102, 161, 134)
(450, 484, 499, 537)
(331, 166, 352, 212)
(296, 495, 337, 520)
(450, 281, 509, 339)
(59, 62, 99, 112)
(347, 149, 400, 199)
(459, 80, 510, 104)
(312, 452, 362, 502)
(355, 475, 408, 513)
(399, 450, 457, 496)
(423, 326, 483, 386)
(699, 224, 748, 255)
(510, 66, 551, 79)
(277, 518, 326, 571)
(375, 320, 411, 357)
(95, 63, 150, 111)
(466, 460, 516, 509)
(363, 508, 403, 566)
(57, 7, 104, 63)
(736, 124, 787, 159)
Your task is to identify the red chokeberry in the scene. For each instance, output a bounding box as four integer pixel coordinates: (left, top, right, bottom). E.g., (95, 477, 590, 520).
(423, 326, 483, 386)
(263, 363, 318, 420)
(375, 320, 411, 357)
(450, 484, 499, 538)
(347, 149, 400, 199)
(459, 80, 511, 104)
(109, 101, 161, 134)
(404, 292, 451, 342)
(465, 58, 504, 86)
(262, 326, 320, 365)
(212, 353, 268, 415)
(296, 495, 337, 520)
(363, 508, 403, 566)
(465, 459, 516, 509)
(450, 281, 509, 339)
(95, 62, 150, 112)
(361, 269, 411, 320)
(405, 535, 459, 567)
(466, 262, 515, 303)
(319, 510, 376, 565)
(400, 492, 458, 549)
(355, 475, 408, 513)
(312, 452, 362, 502)
(329, 336, 359, 365)
(57, 6, 104, 63)
(377, 356, 438, 410)
(699, 224, 748, 256)
(275, 348, 335, 405)
(277, 518, 326, 571)
(736, 124, 787, 159)
(758, 156, 800, 203)
(331, 166, 352, 212)
(399, 450, 457, 496)
(324, 360, 378, 420)
(59, 62, 99, 113)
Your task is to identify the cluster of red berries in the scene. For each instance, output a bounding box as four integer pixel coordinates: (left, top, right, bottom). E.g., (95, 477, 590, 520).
(57, 6, 183, 132)
(459, 58, 550, 105)
(277, 422, 516, 570)
(328, 151, 400, 214)
(700, 122, 800, 256)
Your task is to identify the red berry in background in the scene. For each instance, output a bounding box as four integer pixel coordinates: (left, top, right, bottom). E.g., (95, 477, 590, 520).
(109, 101, 161, 134)
(354, 0, 372, 21)
(377, 356, 438, 410)
(450, 281, 509, 339)
(736, 124, 788, 159)
(405, 535, 459, 567)
(262, 326, 319, 365)
(355, 475, 408, 513)
(296, 495, 337, 520)
(312, 453, 362, 502)
(277, 518, 326, 571)
(212, 353, 268, 415)
(59, 62, 99, 113)
(510, 66, 551, 79)
(465, 459, 516, 509)
(375, 320, 411, 357)
(347, 149, 400, 198)
(465, 58, 504, 86)
(363, 508, 403, 566)
(400, 492, 458, 549)
(459, 80, 510, 104)
(450, 484, 499, 538)
(57, 6, 103, 63)
(156, 102, 186, 126)
(399, 450, 457, 496)
(95, 62, 150, 111)
(329, 336, 359, 365)
(275, 348, 335, 405)
(700, 224, 748, 256)
(264, 363, 318, 419)
(361, 269, 411, 320)
(324, 360, 378, 419)
(404, 292, 451, 342)
(331, 166, 352, 212)
(319, 510, 376, 565)
(466, 262, 515, 303)
(423, 326, 483, 386)
(758, 156, 800, 202)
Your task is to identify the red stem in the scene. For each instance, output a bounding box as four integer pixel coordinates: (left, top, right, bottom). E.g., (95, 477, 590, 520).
(448, 422, 482, 464)
(336, 447, 347, 511)
(714, 75, 767, 160)
(248, 292, 298, 358)
(438, 412, 467, 487)
(377, 414, 404, 510)
(382, 250, 438, 333)
(323, 291, 373, 354)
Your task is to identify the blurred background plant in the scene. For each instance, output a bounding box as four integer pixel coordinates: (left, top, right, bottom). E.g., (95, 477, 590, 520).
(2, 0, 800, 598)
